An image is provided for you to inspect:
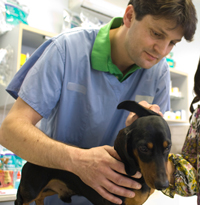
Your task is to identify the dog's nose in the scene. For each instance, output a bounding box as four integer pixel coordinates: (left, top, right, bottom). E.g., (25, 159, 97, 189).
(155, 179, 169, 190)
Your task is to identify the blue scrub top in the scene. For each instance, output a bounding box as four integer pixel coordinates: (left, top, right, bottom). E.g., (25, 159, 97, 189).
(6, 26, 170, 205)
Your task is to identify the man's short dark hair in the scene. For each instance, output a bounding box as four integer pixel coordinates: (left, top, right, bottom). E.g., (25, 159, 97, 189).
(127, 0, 197, 41)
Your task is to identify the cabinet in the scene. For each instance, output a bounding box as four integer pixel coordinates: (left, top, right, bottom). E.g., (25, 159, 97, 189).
(168, 68, 189, 124)
(0, 23, 57, 108)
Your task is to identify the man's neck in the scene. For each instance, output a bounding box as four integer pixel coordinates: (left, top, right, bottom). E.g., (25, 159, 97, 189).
(109, 26, 135, 75)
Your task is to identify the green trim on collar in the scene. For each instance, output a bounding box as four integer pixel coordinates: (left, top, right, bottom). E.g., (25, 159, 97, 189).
(91, 17, 140, 82)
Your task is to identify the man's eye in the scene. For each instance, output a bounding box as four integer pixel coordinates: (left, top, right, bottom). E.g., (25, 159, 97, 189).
(170, 41, 176, 46)
(152, 30, 161, 37)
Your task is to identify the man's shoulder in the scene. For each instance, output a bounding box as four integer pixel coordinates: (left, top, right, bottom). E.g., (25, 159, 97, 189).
(55, 27, 100, 42)
(50, 27, 100, 54)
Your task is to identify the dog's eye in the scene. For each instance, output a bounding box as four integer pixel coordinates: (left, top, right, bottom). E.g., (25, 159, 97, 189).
(139, 146, 149, 154)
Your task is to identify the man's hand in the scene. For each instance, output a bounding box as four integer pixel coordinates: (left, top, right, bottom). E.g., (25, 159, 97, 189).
(125, 101, 163, 127)
(70, 146, 142, 204)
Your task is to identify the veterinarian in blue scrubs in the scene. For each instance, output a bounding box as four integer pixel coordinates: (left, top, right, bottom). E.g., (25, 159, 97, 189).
(0, 0, 197, 205)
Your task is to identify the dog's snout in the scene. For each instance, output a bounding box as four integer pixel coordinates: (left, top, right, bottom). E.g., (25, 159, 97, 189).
(155, 179, 169, 190)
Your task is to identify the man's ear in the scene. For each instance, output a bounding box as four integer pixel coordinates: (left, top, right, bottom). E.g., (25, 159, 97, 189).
(123, 5, 135, 28)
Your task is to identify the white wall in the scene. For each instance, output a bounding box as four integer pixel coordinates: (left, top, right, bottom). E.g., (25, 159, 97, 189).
(19, 0, 69, 33)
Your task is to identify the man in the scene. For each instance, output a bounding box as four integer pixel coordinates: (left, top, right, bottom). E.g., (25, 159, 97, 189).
(0, 0, 197, 204)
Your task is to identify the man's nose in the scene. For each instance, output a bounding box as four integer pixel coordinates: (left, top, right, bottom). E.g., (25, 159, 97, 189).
(153, 41, 171, 57)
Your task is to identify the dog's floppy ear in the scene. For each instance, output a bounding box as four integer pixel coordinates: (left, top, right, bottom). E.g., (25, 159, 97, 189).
(117, 100, 160, 117)
(114, 100, 160, 175)
(114, 128, 138, 176)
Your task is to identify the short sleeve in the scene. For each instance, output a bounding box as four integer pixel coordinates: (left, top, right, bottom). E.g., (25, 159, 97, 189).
(18, 39, 65, 118)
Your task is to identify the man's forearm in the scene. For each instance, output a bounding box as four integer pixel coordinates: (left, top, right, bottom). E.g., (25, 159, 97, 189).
(0, 115, 79, 172)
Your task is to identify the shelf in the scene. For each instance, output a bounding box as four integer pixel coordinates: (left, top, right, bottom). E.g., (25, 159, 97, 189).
(0, 23, 57, 108)
(0, 23, 57, 73)
(170, 68, 188, 77)
(170, 95, 184, 100)
(17, 23, 57, 72)
(0, 194, 16, 202)
(169, 68, 189, 124)
(165, 119, 188, 123)
(21, 23, 56, 49)
(0, 189, 16, 202)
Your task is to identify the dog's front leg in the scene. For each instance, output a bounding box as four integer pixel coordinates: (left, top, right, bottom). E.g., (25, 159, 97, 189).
(35, 198, 44, 205)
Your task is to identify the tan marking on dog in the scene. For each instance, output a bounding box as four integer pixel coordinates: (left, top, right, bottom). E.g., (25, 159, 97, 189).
(147, 142, 153, 149)
(35, 190, 56, 205)
(22, 179, 75, 205)
(124, 189, 150, 205)
(133, 149, 157, 188)
(163, 141, 168, 148)
(124, 184, 155, 205)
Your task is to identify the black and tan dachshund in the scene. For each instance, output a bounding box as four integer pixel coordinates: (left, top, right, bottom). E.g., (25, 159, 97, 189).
(15, 100, 171, 205)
